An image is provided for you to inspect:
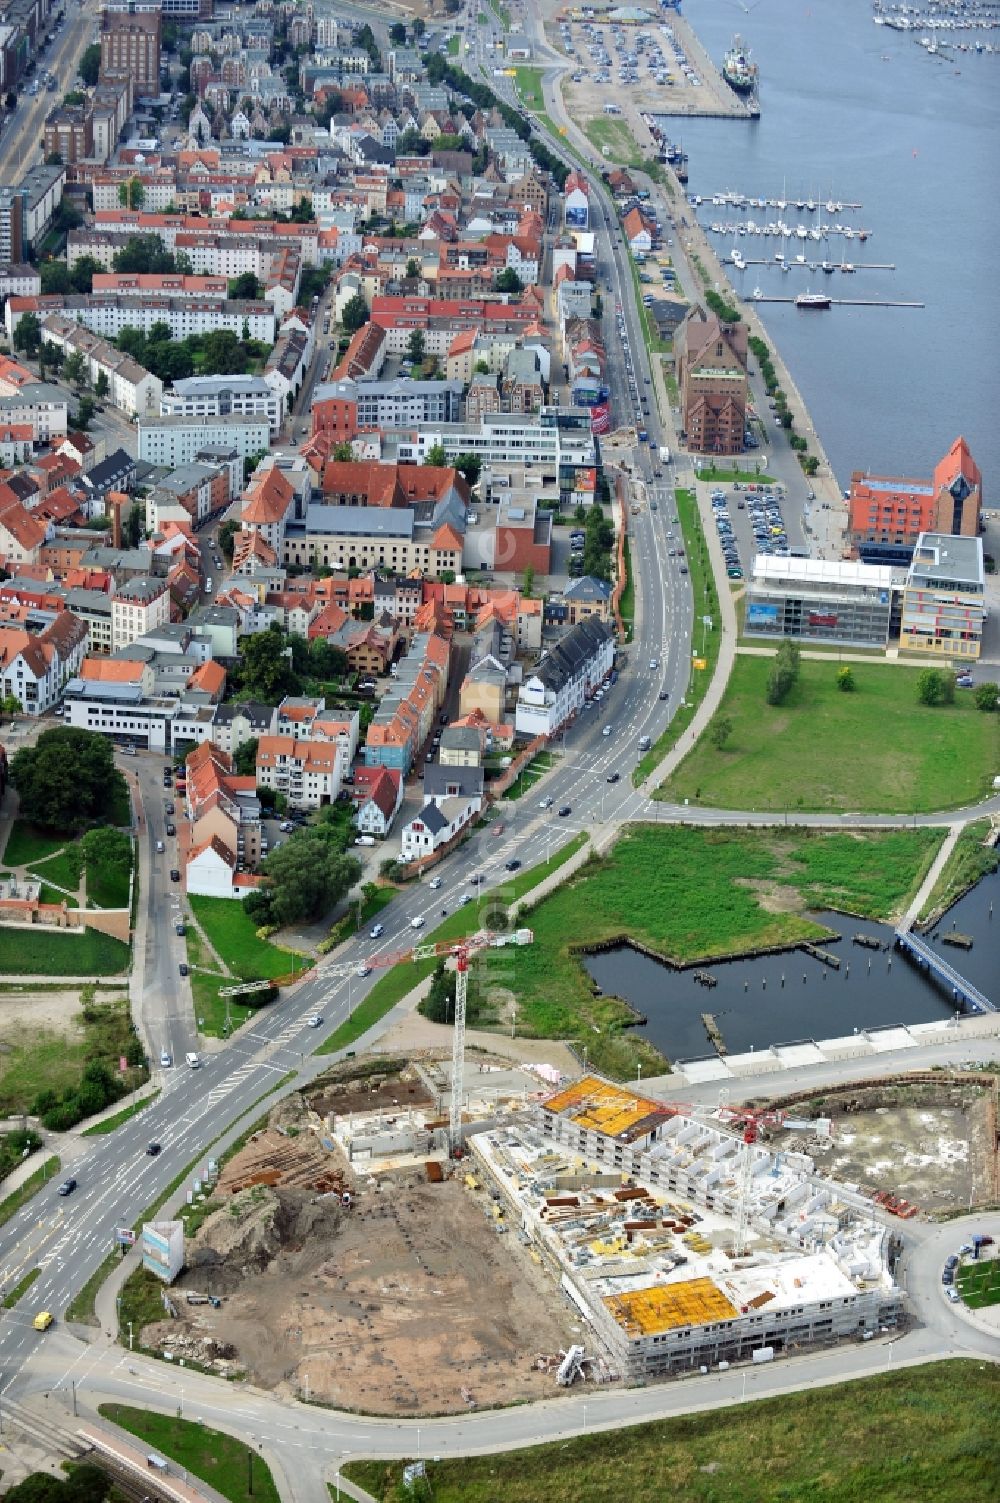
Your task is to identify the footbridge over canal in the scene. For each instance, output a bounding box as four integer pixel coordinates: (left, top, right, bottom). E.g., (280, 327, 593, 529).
(894, 928, 995, 1015)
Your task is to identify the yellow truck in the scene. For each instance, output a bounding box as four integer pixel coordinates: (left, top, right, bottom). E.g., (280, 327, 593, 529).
(33, 1311, 54, 1331)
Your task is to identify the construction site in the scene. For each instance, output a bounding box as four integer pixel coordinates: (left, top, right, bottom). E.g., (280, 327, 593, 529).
(468, 1076, 905, 1382)
(764, 1072, 1000, 1217)
(135, 1057, 581, 1415)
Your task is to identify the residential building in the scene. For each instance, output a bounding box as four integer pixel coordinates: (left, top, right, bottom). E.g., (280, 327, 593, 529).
(675, 308, 749, 456)
(138, 414, 271, 469)
(515, 617, 615, 737)
(560, 574, 613, 624)
(160, 375, 283, 436)
(351, 764, 403, 837)
(848, 437, 983, 566)
(255, 735, 341, 809)
(0, 615, 88, 715)
(112, 576, 171, 653)
(899, 532, 985, 660)
(0, 384, 68, 442)
(39, 314, 162, 417)
(100, 6, 162, 97)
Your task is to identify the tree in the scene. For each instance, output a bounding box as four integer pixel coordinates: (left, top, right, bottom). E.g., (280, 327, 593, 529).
(521, 565, 535, 599)
(454, 452, 482, 487)
(389, 21, 407, 43)
(331, 441, 354, 462)
(306, 637, 348, 682)
(412, 17, 425, 37)
(40, 260, 72, 295)
(94, 369, 110, 399)
(420, 958, 457, 1025)
(246, 832, 361, 927)
(112, 234, 175, 275)
(63, 351, 87, 389)
(424, 442, 447, 468)
(229, 271, 262, 300)
(45, 151, 63, 166)
(836, 665, 855, 693)
(473, 359, 490, 375)
(405, 256, 421, 280)
(406, 328, 425, 366)
(201, 329, 244, 375)
(233, 737, 259, 777)
(973, 681, 999, 713)
(70, 254, 103, 295)
(81, 826, 131, 883)
(916, 668, 953, 707)
(218, 518, 239, 559)
(236, 624, 300, 700)
(1, 693, 22, 720)
(117, 177, 145, 209)
(79, 42, 102, 87)
(13, 311, 40, 358)
(494, 267, 523, 294)
(9, 728, 120, 834)
(709, 714, 733, 750)
(766, 639, 800, 707)
(341, 291, 369, 334)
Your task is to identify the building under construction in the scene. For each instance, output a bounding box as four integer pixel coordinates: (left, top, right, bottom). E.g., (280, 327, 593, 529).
(469, 1075, 903, 1381)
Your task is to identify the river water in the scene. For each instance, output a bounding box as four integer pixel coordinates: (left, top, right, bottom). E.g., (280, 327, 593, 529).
(660, 0, 999, 489)
(583, 905, 990, 1062)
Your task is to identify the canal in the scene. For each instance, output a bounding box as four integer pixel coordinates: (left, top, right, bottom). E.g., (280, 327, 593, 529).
(583, 900, 994, 1063)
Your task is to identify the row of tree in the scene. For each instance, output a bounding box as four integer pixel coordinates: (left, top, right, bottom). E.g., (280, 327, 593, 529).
(422, 54, 569, 188)
(115, 322, 270, 383)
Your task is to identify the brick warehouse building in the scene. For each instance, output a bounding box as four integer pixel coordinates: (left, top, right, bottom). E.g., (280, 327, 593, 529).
(675, 307, 748, 456)
(848, 436, 982, 566)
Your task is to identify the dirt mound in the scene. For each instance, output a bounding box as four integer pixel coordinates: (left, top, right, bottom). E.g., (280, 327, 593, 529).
(185, 1187, 343, 1286)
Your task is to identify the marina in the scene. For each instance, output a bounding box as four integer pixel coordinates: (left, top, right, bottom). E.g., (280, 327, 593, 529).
(582, 905, 977, 1063)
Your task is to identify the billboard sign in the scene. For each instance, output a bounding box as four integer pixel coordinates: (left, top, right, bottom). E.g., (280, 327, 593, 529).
(746, 603, 780, 626)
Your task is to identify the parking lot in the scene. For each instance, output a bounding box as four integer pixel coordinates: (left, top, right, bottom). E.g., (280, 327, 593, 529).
(708, 481, 806, 581)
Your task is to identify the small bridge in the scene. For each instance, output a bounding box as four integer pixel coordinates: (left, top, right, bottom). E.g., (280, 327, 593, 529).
(894, 929, 995, 1014)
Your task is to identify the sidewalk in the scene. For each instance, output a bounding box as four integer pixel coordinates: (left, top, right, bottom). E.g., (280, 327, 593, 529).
(900, 823, 962, 931)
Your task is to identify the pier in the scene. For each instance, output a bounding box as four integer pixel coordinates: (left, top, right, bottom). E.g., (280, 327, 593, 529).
(753, 297, 925, 308)
(734, 260, 896, 271)
(894, 929, 994, 1014)
(701, 1012, 727, 1055)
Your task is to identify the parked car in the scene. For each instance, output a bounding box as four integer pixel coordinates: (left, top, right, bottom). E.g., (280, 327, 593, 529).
(178, 963, 189, 977)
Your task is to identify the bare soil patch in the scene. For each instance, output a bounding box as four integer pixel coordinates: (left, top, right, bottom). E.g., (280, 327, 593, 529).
(144, 1172, 577, 1415)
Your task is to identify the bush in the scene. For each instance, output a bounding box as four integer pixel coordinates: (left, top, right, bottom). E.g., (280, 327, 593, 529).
(973, 681, 999, 713)
(917, 668, 954, 707)
(836, 666, 855, 692)
(766, 638, 800, 706)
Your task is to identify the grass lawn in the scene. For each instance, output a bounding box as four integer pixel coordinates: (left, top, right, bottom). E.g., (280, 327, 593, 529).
(0, 926, 129, 978)
(86, 852, 132, 908)
(188, 895, 306, 981)
(99, 1407, 280, 1503)
(446, 33, 460, 55)
(514, 65, 543, 108)
(635, 488, 720, 785)
(31, 845, 83, 892)
(662, 364, 679, 404)
(316, 833, 589, 1057)
(503, 750, 555, 801)
(0, 995, 140, 1115)
(619, 537, 635, 639)
(956, 1256, 1000, 1309)
(585, 116, 644, 170)
(38, 884, 79, 908)
(502, 823, 941, 1076)
(663, 657, 1000, 813)
(81, 1089, 160, 1136)
(346, 1360, 1000, 1503)
(2, 821, 66, 866)
(323, 884, 397, 950)
(697, 463, 776, 484)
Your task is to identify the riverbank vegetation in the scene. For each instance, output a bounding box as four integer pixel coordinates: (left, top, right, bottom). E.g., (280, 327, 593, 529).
(661, 657, 999, 813)
(918, 819, 999, 924)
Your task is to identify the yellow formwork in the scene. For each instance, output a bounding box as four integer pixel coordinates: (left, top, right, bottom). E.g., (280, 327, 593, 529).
(542, 1075, 663, 1140)
(603, 1278, 738, 1337)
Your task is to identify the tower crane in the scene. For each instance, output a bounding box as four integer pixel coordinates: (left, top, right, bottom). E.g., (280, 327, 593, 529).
(317, 926, 534, 1154)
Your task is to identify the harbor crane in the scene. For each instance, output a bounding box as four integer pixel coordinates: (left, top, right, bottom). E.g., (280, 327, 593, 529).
(317, 927, 534, 1153)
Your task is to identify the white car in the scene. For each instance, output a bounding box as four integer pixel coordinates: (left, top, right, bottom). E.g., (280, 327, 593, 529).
(539, 796, 554, 809)
(428, 876, 443, 890)
(370, 923, 385, 939)
(410, 916, 425, 930)
(159, 1050, 172, 1068)
(306, 1014, 323, 1028)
